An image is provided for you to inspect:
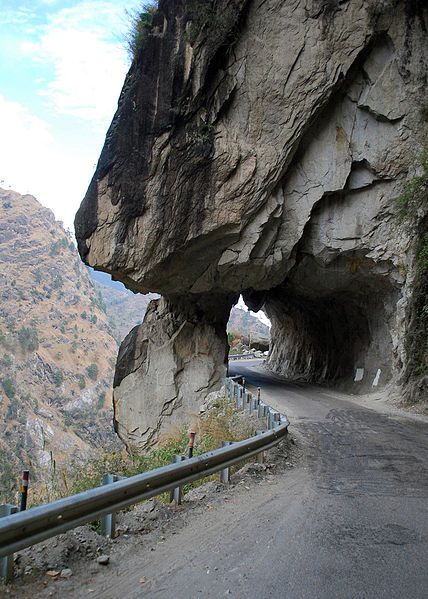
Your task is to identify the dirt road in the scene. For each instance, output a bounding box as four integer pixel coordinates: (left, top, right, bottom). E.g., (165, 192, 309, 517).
(6, 361, 428, 598)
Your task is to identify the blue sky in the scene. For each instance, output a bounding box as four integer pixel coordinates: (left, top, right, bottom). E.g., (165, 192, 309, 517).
(0, 0, 142, 228)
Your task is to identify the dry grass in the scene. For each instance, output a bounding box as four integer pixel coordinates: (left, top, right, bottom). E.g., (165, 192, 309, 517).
(23, 397, 256, 508)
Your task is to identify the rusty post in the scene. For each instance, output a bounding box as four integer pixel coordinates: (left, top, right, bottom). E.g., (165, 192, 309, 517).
(188, 430, 196, 459)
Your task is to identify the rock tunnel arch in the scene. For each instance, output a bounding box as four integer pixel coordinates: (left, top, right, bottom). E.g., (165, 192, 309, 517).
(74, 1, 427, 452)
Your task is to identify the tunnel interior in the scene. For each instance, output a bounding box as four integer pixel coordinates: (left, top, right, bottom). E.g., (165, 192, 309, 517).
(258, 249, 401, 392)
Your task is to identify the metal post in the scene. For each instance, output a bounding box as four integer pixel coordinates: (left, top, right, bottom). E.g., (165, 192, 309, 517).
(267, 410, 274, 430)
(0, 504, 17, 582)
(171, 455, 185, 505)
(242, 377, 246, 392)
(246, 391, 252, 412)
(258, 401, 265, 418)
(100, 474, 119, 538)
(188, 430, 196, 459)
(255, 431, 265, 463)
(257, 387, 261, 402)
(274, 412, 281, 426)
(19, 470, 29, 512)
(220, 442, 233, 483)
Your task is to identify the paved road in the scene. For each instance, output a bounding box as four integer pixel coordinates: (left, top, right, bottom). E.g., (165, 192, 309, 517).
(20, 361, 428, 598)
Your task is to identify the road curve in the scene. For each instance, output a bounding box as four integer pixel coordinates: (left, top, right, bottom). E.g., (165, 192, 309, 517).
(14, 361, 428, 598)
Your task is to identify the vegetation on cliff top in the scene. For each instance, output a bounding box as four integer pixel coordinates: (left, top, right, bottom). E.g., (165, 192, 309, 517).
(125, 1, 158, 59)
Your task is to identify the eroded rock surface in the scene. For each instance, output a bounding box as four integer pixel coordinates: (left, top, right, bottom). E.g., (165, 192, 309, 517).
(113, 294, 234, 450)
(75, 0, 428, 449)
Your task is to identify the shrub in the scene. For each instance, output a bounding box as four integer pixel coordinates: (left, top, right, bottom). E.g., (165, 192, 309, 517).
(18, 326, 39, 352)
(80, 311, 87, 320)
(2, 354, 13, 367)
(78, 375, 86, 390)
(86, 363, 98, 381)
(91, 293, 106, 313)
(53, 369, 64, 387)
(89, 314, 97, 324)
(49, 238, 69, 256)
(51, 274, 64, 289)
(2, 378, 16, 399)
(125, 1, 158, 59)
(97, 391, 106, 410)
(396, 149, 428, 220)
(6, 396, 18, 418)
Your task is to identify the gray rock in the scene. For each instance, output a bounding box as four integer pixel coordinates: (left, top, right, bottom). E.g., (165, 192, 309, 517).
(60, 568, 72, 578)
(75, 0, 428, 441)
(96, 555, 110, 565)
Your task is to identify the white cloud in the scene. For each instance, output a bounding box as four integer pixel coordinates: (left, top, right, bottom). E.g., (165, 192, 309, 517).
(0, 7, 37, 26)
(236, 296, 271, 328)
(0, 1, 142, 227)
(0, 94, 98, 228)
(23, 1, 133, 125)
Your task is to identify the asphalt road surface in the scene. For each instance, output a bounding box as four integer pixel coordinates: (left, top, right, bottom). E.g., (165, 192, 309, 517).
(15, 360, 428, 599)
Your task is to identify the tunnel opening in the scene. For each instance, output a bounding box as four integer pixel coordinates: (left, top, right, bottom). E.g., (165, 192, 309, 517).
(227, 296, 271, 357)
(263, 250, 401, 392)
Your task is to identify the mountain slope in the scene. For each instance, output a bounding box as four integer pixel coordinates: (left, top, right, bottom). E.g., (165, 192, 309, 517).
(0, 189, 119, 500)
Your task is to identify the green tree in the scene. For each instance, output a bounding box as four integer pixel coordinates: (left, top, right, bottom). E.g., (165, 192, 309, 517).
(18, 326, 39, 352)
(52, 369, 64, 387)
(2, 378, 16, 399)
(86, 363, 98, 381)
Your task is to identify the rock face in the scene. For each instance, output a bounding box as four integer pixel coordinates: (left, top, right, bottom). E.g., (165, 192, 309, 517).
(75, 0, 428, 450)
(113, 294, 232, 451)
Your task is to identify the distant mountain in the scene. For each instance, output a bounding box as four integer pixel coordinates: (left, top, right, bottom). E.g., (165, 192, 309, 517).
(88, 269, 131, 293)
(228, 306, 270, 342)
(0, 189, 119, 500)
(91, 277, 158, 343)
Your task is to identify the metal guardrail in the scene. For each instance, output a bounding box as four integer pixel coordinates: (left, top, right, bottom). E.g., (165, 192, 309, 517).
(228, 353, 264, 360)
(0, 378, 289, 568)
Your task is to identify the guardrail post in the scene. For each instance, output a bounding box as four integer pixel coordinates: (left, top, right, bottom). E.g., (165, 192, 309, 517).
(220, 442, 233, 483)
(0, 504, 17, 582)
(239, 386, 244, 410)
(246, 392, 252, 412)
(274, 412, 281, 426)
(171, 455, 185, 505)
(188, 430, 196, 459)
(255, 431, 265, 463)
(100, 474, 119, 538)
(267, 409, 274, 430)
(20, 470, 29, 512)
(234, 383, 240, 407)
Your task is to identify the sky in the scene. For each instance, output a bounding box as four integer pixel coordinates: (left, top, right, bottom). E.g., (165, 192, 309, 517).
(0, 0, 142, 229)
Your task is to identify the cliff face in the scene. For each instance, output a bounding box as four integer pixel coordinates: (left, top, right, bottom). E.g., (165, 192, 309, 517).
(0, 189, 119, 495)
(75, 0, 428, 451)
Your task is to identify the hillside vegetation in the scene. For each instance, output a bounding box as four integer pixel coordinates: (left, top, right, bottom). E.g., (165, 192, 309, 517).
(0, 189, 119, 501)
